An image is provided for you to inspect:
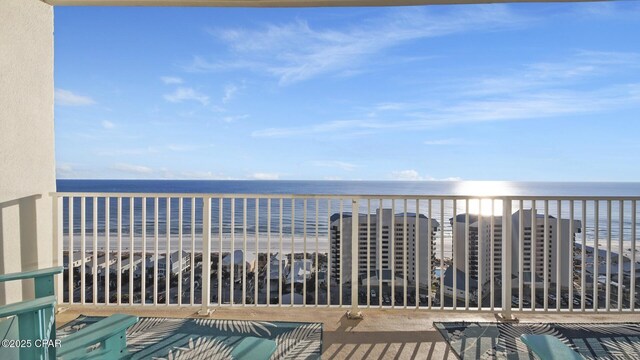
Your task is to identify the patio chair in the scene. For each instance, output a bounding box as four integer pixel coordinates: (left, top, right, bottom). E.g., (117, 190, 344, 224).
(0, 266, 138, 359)
(520, 334, 584, 360)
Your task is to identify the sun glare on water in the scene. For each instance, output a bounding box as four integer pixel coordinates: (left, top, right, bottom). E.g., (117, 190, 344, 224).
(452, 181, 515, 216)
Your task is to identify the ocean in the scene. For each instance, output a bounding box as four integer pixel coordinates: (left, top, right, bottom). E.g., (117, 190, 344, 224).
(57, 179, 640, 197)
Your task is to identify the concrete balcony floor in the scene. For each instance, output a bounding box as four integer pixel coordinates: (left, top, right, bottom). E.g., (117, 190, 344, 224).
(56, 307, 640, 359)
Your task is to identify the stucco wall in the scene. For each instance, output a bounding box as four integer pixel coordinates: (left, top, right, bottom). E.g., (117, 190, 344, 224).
(0, 0, 55, 304)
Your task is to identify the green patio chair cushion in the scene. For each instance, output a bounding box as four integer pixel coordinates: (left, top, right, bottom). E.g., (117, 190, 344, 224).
(520, 334, 584, 360)
(230, 336, 277, 360)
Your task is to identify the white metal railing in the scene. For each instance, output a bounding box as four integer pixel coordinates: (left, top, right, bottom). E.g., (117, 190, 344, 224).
(52, 193, 640, 315)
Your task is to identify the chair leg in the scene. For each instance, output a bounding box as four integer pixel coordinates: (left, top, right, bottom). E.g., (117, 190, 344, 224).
(18, 312, 43, 360)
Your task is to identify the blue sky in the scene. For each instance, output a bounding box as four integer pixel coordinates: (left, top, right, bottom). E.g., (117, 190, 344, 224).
(54, 2, 640, 181)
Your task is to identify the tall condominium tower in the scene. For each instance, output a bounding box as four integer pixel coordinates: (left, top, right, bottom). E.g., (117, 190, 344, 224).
(330, 208, 439, 287)
(450, 209, 581, 293)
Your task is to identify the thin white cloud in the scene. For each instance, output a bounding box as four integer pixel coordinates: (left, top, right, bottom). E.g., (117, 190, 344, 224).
(195, 6, 529, 85)
(164, 87, 210, 105)
(222, 114, 249, 123)
(223, 84, 238, 103)
(571, 2, 640, 18)
(161, 76, 183, 84)
(56, 163, 75, 178)
(390, 170, 461, 181)
(248, 172, 280, 180)
(96, 147, 160, 156)
(101, 120, 115, 129)
(390, 170, 424, 181)
(312, 160, 358, 171)
(112, 163, 154, 174)
(55, 89, 96, 106)
(252, 51, 640, 138)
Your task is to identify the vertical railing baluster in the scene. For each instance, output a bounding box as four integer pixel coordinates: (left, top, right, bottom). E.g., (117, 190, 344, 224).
(142, 197, 146, 306)
(154, 197, 159, 306)
(378, 199, 383, 307)
(594, 201, 599, 311)
(426, 199, 431, 310)
(303, 199, 307, 307)
(452, 199, 457, 310)
(440, 199, 445, 309)
(230, 198, 235, 306)
(105, 197, 109, 305)
(518, 200, 524, 311)
(581, 200, 586, 312)
(531, 200, 536, 311)
(606, 200, 612, 311)
(619, 200, 624, 311)
(403, 199, 408, 308)
(166, 198, 171, 305)
(279, 198, 283, 307)
(415, 199, 420, 310)
(218, 198, 223, 306)
(489, 198, 502, 311)
(478, 199, 482, 311)
(242, 198, 247, 306)
(178, 197, 183, 306)
(267, 199, 271, 305)
(339, 199, 343, 307)
(129, 197, 134, 305)
(93, 196, 98, 305)
(191, 197, 196, 306)
(315, 199, 319, 307)
(569, 200, 574, 312)
(556, 200, 561, 311)
(201, 197, 212, 312)
(391, 199, 396, 309)
(464, 200, 469, 310)
(255, 198, 259, 306)
(367, 199, 371, 308)
(632, 200, 637, 311)
(502, 198, 513, 319)
(68, 196, 74, 304)
(351, 198, 359, 314)
(117, 197, 122, 306)
(80, 196, 86, 305)
(291, 198, 295, 306)
(544, 200, 549, 311)
(327, 199, 331, 307)
(53, 195, 63, 304)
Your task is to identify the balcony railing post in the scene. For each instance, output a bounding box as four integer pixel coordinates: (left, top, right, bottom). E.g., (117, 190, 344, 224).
(500, 197, 514, 320)
(52, 194, 64, 306)
(199, 197, 213, 316)
(348, 198, 363, 319)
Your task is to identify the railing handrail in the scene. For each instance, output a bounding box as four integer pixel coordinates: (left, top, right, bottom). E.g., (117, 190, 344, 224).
(51, 192, 640, 200)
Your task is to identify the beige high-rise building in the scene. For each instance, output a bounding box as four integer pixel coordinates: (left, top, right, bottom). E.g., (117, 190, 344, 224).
(329, 209, 439, 287)
(450, 209, 581, 291)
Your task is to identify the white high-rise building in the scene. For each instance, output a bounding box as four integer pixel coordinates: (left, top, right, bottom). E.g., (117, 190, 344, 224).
(450, 209, 581, 291)
(329, 209, 439, 287)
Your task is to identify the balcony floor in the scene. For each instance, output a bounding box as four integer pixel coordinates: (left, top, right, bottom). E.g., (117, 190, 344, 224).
(56, 306, 640, 359)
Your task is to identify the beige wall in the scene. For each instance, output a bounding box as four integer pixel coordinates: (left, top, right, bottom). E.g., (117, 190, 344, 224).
(0, 0, 55, 304)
